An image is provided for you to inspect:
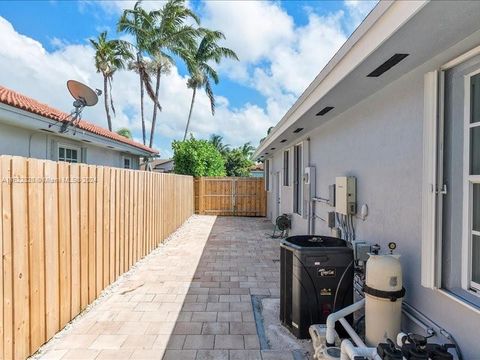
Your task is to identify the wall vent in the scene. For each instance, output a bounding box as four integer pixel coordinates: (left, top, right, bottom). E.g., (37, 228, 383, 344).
(280, 139, 287, 143)
(367, 53, 409, 77)
(293, 128, 304, 133)
(316, 106, 334, 116)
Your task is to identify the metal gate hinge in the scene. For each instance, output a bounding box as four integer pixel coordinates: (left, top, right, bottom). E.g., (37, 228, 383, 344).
(435, 184, 447, 195)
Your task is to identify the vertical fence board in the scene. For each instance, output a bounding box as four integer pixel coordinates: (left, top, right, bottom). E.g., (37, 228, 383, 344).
(103, 167, 110, 289)
(70, 164, 80, 318)
(79, 165, 89, 310)
(11, 157, 30, 359)
(28, 160, 46, 352)
(95, 167, 104, 297)
(87, 166, 96, 303)
(1, 157, 13, 360)
(44, 161, 59, 340)
(58, 162, 71, 328)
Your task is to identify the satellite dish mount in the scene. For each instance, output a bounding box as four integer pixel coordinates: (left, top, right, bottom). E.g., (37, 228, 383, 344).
(49, 80, 101, 134)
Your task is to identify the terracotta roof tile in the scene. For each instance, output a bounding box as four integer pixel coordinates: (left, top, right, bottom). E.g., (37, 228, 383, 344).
(0, 85, 158, 154)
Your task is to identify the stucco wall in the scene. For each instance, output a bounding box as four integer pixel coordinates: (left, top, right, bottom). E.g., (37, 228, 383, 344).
(0, 122, 141, 169)
(265, 46, 480, 357)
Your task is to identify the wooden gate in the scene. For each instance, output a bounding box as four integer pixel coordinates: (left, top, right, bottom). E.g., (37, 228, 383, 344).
(194, 177, 266, 216)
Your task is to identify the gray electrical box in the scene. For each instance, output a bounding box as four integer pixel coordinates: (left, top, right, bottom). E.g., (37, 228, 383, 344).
(335, 176, 357, 215)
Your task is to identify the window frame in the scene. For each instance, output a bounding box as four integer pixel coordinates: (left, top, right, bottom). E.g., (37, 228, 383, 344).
(462, 68, 480, 293)
(422, 48, 480, 306)
(58, 143, 80, 163)
(283, 150, 290, 186)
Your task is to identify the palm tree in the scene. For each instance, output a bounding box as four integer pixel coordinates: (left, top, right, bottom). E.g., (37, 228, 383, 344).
(117, 2, 159, 145)
(182, 30, 238, 140)
(209, 134, 230, 156)
(90, 31, 131, 131)
(240, 142, 255, 159)
(147, 0, 199, 148)
(116, 127, 133, 139)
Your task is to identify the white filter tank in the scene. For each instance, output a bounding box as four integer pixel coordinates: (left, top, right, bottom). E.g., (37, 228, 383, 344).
(364, 254, 404, 346)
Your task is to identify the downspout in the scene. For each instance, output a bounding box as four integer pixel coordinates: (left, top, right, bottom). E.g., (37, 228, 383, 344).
(306, 137, 313, 234)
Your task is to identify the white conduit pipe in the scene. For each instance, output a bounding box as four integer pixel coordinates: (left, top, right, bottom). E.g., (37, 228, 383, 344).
(340, 339, 382, 360)
(326, 298, 365, 345)
(339, 318, 366, 347)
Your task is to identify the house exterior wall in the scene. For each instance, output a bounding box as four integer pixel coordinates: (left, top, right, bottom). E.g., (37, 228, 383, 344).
(265, 40, 480, 355)
(0, 121, 141, 169)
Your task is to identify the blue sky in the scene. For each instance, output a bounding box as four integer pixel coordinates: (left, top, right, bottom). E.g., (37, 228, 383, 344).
(0, 0, 376, 157)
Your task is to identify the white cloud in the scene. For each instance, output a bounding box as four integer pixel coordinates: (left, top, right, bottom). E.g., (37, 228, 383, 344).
(0, 16, 273, 153)
(0, 0, 376, 155)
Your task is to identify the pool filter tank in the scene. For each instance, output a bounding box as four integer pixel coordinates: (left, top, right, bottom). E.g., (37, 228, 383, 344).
(364, 254, 405, 346)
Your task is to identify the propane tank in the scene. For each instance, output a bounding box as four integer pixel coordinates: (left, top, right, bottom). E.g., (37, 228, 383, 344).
(364, 253, 405, 346)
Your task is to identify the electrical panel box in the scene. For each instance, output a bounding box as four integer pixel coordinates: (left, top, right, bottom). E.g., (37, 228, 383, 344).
(335, 176, 357, 215)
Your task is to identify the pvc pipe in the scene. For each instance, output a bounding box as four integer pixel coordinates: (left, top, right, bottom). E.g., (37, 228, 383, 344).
(339, 317, 366, 347)
(326, 298, 365, 345)
(340, 339, 382, 360)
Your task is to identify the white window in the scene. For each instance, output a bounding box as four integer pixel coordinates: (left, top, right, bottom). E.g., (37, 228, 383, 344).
(123, 156, 132, 169)
(463, 70, 480, 292)
(58, 144, 80, 163)
(422, 50, 480, 306)
(293, 144, 303, 215)
(283, 150, 290, 186)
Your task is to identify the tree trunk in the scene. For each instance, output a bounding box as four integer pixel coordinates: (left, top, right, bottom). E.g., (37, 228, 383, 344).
(183, 87, 197, 141)
(137, 53, 146, 145)
(103, 76, 112, 131)
(149, 67, 162, 149)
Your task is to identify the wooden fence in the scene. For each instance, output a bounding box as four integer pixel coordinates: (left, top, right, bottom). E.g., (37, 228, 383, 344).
(0, 156, 194, 360)
(194, 177, 266, 216)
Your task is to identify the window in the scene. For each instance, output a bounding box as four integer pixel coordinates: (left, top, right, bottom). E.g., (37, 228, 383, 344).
(464, 71, 480, 292)
(123, 156, 132, 169)
(283, 150, 290, 186)
(293, 144, 302, 214)
(265, 159, 270, 191)
(422, 53, 480, 306)
(58, 145, 79, 163)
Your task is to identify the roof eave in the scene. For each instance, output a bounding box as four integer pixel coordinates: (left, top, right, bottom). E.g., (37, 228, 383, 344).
(253, 0, 428, 159)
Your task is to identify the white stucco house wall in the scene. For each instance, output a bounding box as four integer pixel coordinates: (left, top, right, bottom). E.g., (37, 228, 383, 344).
(0, 85, 158, 168)
(255, 1, 480, 356)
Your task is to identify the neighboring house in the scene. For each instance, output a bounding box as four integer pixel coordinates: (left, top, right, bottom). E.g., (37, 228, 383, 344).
(249, 163, 264, 178)
(254, 1, 480, 356)
(0, 85, 158, 168)
(141, 158, 174, 173)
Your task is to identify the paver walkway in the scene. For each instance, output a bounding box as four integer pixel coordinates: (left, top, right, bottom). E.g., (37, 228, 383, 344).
(33, 215, 293, 360)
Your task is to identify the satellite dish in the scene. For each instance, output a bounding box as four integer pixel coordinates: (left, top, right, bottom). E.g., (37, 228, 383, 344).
(67, 80, 99, 107)
(49, 80, 101, 134)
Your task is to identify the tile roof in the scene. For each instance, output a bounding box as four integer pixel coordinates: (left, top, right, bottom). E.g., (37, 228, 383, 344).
(0, 85, 158, 154)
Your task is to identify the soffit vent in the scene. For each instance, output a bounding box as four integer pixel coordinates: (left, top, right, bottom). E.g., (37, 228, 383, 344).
(293, 128, 304, 133)
(316, 106, 334, 116)
(280, 139, 287, 143)
(367, 53, 409, 77)
(271, 147, 276, 150)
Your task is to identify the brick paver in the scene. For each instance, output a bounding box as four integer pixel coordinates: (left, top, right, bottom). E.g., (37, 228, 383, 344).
(32, 216, 286, 360)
